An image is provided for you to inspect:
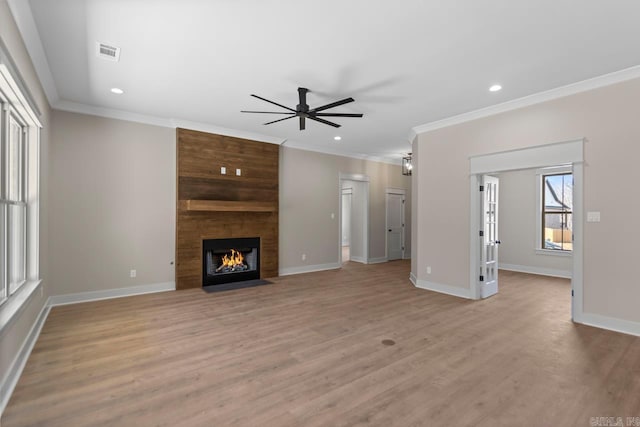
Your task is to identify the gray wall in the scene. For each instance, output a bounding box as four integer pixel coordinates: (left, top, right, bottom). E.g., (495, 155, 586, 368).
(413, 77, 640, 324)
(0, 0, 51, 405)
(279, 146, 412, 272)
(497, 169, 571, 276)
(47, 112, 412, 292)
(49, 110, 176, 296)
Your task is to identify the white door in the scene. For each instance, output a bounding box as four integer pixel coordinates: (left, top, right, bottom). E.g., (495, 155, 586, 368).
(341, 191, 351, 246)
(480, 175, 500, 298)
(386, 193, 404, 261)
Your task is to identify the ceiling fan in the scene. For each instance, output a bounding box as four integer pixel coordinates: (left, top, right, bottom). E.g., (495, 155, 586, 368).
(241, 87, 363, 130)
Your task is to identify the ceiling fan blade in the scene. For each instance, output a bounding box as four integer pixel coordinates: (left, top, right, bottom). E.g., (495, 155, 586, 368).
(264, 115, 296, 125)
(313, 113, 363, 118)
(298, 87, 308, 111)
(251, 94, 296, 112)
(241, 111, 296, 115)
(310, 97, 354, 113)
(308, 116, 341, 128)
(300, 116, 305, 130)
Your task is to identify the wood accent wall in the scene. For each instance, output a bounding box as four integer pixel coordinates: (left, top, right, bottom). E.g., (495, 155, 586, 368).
(176, 128, 279, 289)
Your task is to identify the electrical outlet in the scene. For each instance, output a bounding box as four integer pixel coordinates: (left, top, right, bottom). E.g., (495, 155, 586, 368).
(302, 254, 306, 261)
(236, 168, 241, 176)
(130, 269, 137, 278)
(331, 213, 335, 219)
(426, 266, 431, 274)
(220, 166, 226, 175)
(587, 211, 601, 222)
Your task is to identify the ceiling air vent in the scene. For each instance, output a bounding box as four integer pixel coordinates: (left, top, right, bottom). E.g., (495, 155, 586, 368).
(96, 42, 120, 62)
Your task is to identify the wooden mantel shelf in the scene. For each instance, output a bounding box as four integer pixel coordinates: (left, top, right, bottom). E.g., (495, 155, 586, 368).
(180, 200, 277, 212)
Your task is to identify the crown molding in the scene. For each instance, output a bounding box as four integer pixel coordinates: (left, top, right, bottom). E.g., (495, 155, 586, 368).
(6, 0, 59, 106)
(412, 64, 640, 136)
(283, 139, 401, 165)
(169, 119, 285, 145)
(55, 100, 285, 144)
(53, 99, 402, 165)
(54, 100, 173, 128)
(407, 129, 418, 144)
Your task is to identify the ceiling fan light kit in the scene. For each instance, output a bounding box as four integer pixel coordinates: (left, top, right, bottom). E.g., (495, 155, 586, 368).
(241, 87, 363, 130)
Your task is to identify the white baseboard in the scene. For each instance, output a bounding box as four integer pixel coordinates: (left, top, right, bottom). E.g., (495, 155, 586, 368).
(409, 272, 417, 284)
(279, 262, 341, 276)
(499, 263, 572, 279)
(578, 313, 640, 337)
(47, 282, 176, 307)
(411, 275, 473, 299)
(0, 302, 50, 417)
(367, 257, 388, 264)
(350, 256, 366, 264)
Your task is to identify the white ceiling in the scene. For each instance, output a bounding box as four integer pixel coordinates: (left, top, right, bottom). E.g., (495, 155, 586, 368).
(15, 0, 640, 162)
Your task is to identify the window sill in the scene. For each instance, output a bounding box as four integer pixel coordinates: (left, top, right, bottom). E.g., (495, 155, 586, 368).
(535, 249, 572, 257)
(0, 279, 43, 337)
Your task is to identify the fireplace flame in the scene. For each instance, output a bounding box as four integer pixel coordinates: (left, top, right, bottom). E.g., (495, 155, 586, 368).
(222, 249, 244, 269)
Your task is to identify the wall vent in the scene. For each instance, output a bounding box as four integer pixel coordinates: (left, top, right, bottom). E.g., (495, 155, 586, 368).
(96, 42, 120, 62)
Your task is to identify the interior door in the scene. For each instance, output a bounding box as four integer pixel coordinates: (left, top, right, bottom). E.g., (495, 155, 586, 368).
(480, 175, 500, 298)
(341, 190, 351, 246)
(386, 193, 404, 261)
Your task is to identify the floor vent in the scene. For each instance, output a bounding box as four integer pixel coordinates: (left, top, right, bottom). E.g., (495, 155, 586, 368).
(96, 42, 120, 62)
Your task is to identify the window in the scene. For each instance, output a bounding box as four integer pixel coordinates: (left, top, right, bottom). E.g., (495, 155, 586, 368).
(0, 59, 41, 308)
(541, 172, 573, 252)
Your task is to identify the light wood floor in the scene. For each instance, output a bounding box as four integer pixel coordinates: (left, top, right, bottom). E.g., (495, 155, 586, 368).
(3, 261, 640, 426)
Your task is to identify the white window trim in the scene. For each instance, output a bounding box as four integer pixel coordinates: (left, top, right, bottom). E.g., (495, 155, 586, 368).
(0, 56, 42, 331)
(535, 165, 573, 257)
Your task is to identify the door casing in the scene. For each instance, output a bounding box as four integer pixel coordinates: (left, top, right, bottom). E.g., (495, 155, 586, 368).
(385, 188, 406, 261)
(469, 139, 584, 321)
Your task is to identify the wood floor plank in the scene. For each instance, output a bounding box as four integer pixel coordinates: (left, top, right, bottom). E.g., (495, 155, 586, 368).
(2, 261, 640, 426)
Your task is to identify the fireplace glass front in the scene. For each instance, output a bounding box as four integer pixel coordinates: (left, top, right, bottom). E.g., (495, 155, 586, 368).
(202, 237, 260, 287)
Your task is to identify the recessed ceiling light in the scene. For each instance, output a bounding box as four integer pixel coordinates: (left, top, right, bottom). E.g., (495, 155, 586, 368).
(489, 84, 502, 92)
(110, 87, 124, 95)
(334, 136, 342, 141)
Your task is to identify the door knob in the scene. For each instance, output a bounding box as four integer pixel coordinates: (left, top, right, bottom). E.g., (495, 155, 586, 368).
(388, 229, 392, 232)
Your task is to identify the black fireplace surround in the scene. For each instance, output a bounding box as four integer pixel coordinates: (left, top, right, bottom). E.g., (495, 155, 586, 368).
(202, 237, 260, 287)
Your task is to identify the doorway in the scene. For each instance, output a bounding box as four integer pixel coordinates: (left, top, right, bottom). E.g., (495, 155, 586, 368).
(469, 139, 584, 320)
(385, 188, 406, 261)
(339, 174, 369, 264)
(341, 187, 352, 262)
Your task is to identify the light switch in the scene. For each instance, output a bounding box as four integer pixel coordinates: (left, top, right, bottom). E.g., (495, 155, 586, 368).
(220, 167, 226, 175)
(236, 168, 242, 176)
(587, 211, 601, 222)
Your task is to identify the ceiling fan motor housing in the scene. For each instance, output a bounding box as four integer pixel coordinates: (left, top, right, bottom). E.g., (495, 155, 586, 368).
(241, 87, 363, 130)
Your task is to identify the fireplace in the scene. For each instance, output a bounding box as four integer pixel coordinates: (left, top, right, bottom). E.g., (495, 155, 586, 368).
(202, 237, 260, 287)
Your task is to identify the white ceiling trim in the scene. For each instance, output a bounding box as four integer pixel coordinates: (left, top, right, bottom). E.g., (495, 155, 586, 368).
(412, 64, 640, 136)
(54, 100, 285, 144)
(55, 100, 174, 128)
(169, 119, 285, 145)
(54, 99, 401, 164)
(283, 140, 400, 166)
(6, 0, 59, 105)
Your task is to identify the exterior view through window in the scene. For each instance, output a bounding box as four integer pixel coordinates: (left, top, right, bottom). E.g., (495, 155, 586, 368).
(542, 173, 573, 251)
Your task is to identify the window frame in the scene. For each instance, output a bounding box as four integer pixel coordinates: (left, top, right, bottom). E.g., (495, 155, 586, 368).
(535, 165, 573, 257)
(0, 55, 42, 329)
